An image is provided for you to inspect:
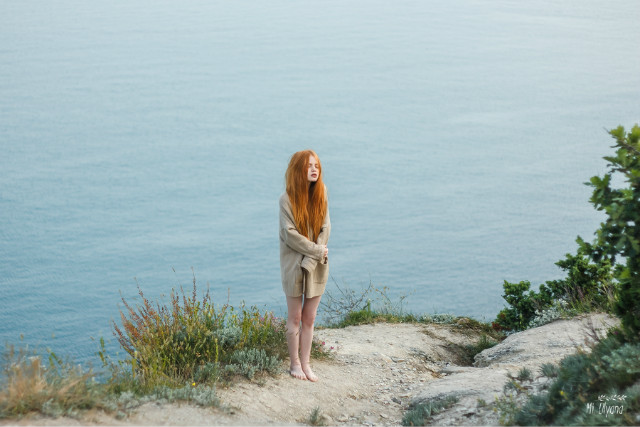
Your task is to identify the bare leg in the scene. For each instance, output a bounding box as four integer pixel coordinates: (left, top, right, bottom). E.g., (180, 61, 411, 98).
(300, 295, 322, 382)
(286, 296, 306, 380)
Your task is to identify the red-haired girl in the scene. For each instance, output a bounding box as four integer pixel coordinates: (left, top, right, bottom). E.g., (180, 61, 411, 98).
(279, 150, 331, 381)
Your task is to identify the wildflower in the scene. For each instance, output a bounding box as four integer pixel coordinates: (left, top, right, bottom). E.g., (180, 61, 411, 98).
(192, 382, 196, 387)
(322, 341, 326, 346)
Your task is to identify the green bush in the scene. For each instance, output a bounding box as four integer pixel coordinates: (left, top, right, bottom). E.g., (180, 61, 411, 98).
(584, 124, 640, 337)
(513, 333, 640, 426)
(224, 348, 280, 380)
(194, 362, 220, 383)
(151, 383, 219, 407)
(494, 280, 550, 331)
(539, 363, 558, 379)
(307, 406, 325, 426)
(494, 248, 615, 331)
(112, 281, 289, 389)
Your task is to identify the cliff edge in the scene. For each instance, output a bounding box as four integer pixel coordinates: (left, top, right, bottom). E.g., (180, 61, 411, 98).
(9, 313, 617, 426)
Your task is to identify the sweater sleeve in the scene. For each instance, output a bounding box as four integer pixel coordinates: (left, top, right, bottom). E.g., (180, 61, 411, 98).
(300, 201, 331, 272)
(279, 196, 325, 261)
(316, 203, 331, 264)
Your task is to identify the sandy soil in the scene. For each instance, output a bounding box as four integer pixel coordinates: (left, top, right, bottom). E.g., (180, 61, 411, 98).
(5, 314, 617, 426)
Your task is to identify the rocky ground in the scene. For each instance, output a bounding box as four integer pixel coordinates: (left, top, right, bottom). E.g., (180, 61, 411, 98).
(6, 313, 617, 426)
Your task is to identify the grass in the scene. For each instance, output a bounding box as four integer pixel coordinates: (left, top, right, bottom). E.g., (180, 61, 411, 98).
(465, 334, 499, 361)
(0, 345, 111, 419)
(434, 333, 500, 367)
(320, 279, 418, 327)
(331, 300, 419, 328)
(321, 279, 505, 343)
(402, 395, 459, 426)
(307, 406, 325, 426)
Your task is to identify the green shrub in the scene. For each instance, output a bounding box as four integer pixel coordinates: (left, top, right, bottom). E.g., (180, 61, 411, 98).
(151, 383, 219, 407)
(498, 125, 638, 335)
(421, 313, 457, 324)
(513, 333, 640, 426)
(112, 280, 289, 389)
(194, 362, 220, 383)
(494, 280, 549, 331)
(539, 363, 558, 379)
(584, 124, 640, 337)
(402, 395, 458, 426)
(224, 348, 280, 380)
(516, 367, 532, 382)
(307, 406, 325, 426)
(494, 248, 615, 331)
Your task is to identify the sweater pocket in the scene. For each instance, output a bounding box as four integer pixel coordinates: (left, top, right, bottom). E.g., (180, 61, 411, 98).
(294, 257, 304, 284)
(314, 259, 329, 285)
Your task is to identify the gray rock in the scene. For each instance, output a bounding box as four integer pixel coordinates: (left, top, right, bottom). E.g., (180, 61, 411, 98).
(474, 314, 617, 368)
(412, 314, 618, 426)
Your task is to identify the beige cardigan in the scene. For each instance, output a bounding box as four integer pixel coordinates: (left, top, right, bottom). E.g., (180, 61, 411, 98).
(279, 191, 331, 298)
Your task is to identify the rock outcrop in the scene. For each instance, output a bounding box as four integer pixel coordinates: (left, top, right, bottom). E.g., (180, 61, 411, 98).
(412, 313, 618, 426)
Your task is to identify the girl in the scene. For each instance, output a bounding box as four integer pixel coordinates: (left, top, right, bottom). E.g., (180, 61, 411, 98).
(279, 150, 331, 382)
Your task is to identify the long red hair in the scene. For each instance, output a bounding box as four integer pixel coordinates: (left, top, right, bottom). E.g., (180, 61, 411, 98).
(285, 150, 327, 242)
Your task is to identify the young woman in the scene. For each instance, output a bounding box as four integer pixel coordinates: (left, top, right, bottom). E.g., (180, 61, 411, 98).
(279, 150, 330, 382)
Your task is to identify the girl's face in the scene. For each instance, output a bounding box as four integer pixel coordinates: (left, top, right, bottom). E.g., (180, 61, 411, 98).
(307, 155, 319, 182)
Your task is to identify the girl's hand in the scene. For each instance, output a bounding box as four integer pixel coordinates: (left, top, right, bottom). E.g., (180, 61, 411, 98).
(323, 246, 329, 258)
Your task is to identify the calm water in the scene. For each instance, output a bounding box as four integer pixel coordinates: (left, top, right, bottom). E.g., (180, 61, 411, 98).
(1, 0, 639, 364)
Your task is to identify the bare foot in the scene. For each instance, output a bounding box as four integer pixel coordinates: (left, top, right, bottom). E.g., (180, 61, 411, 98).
(289, 364, 307, 380)
(301, 364, 318, 382)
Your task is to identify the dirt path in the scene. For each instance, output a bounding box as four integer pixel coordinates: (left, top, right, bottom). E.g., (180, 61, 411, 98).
(121, 322, 470, 426)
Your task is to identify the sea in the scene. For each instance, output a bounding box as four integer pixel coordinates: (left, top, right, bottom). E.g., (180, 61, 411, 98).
(1, 0, 639, 365)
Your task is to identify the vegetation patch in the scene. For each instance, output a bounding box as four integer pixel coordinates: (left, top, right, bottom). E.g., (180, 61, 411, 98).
(493, 250, 615, 332)
(499, 333, 640, 426)
(321, 280, 418, 327)
(440, 334, 499, 367)
(402, 395, 458, 426)
(307, 406, 326, 426)
(109, 278, 296, 391)
(0, 345, 111, 419)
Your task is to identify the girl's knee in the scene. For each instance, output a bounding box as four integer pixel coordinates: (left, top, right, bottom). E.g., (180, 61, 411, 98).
(301, 311, 316, 326)
(287, 311, 302, 329)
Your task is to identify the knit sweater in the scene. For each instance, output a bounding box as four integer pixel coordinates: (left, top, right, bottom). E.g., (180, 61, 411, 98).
(278, 191, 331, 298)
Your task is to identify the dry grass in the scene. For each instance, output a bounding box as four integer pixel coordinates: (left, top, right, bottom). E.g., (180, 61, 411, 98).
(0, 345, 107, 419)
